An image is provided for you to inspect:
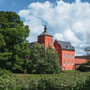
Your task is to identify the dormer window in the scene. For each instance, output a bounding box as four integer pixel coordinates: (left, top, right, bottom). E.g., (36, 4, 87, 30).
(66, 45, 69, 49)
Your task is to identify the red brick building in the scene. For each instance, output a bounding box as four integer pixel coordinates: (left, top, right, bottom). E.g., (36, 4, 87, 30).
(54, 40, 75, 70)
(29, 26, 90, 70)
(38, 26, 54, 48)
(75, 56, 90, 69)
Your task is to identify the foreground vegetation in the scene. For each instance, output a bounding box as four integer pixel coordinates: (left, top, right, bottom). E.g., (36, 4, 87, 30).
(0, 69, 90, 90)
(0, 11, 60, 74)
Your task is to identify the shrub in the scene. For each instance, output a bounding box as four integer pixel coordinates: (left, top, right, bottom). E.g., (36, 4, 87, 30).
(0, 69, 11, 76)
(28, 73, 90, 90)
(28, 43, 60, 74)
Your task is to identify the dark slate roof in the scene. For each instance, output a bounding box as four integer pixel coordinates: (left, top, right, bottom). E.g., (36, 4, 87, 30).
(57, 40, 75, 51)
(38, 26, 53, 37)
(75, 55, 90, 60)
(29, 41, 37, 48)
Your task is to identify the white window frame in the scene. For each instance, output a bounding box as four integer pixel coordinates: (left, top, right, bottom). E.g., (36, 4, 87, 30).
(68, 54, 70, 59)
(72, 61, 73, 65)
(72, 54, 73, 59)
(64, 54, 66, 59)
(68, 61, 69, 65)
(64, 61, 65, 65)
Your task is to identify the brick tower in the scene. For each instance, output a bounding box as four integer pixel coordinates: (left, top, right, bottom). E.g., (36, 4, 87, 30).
(38, 26, 54, 48)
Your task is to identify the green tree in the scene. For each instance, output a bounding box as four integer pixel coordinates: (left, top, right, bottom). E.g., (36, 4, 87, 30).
(0, 11, 30, 73)
(28, 43, 60, 74)
(84, 47, 90, 65)
(84, 47, 90, 55)
(78, 47, 90, 72)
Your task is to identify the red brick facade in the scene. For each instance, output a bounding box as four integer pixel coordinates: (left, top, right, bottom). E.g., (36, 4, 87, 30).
(30, 26, 89, 70)
(54, 40, 75, 70)
(38, 36, 54, 48)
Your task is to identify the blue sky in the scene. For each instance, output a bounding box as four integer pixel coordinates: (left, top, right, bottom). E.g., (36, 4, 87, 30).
(0, 0, 90, 13)
(0, 0, 90, 55)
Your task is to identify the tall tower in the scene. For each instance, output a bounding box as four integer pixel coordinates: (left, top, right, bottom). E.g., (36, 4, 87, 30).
(38, 26, 54, 48)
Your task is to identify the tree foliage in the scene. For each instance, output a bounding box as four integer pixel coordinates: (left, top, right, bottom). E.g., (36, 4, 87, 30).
(84, 47, 90, 55)
(27, 43, 60, 74)
(78, 46, 90, 72)
(0, 11, 30, 73)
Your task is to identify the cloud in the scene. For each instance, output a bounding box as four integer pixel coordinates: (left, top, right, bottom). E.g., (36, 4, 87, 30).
(18, 0, 90, 55)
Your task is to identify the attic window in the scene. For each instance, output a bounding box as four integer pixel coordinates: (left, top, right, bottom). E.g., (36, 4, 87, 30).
(66, 45, 69, 49)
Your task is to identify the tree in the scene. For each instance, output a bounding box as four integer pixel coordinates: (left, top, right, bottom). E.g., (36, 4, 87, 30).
(0, 11, 30, 73)
(84, 47, 90, 65)
(78, 47, 90, 72)
(27, 43, 60, 74)
(84, 47, 90, 55)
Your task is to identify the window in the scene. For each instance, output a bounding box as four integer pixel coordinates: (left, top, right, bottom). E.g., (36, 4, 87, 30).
(64, 61, 65, 65)
(72, 54, 73, 59)
(72, 61, 73, 65)
(66, 45, 69, 49)
(48, 43, 50, 46)
(68, 61, 69, 65)
(68, 54, 70, 59)
(64, 54, 66, 59)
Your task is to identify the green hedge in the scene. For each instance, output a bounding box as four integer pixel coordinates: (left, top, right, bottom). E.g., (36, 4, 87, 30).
(14, 73, 90, 90)
(0, 72, 90, 90)
(28, 73, 90, 90)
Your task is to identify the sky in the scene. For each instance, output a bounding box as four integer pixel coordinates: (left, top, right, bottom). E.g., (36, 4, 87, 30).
(0, 0, 90, 55)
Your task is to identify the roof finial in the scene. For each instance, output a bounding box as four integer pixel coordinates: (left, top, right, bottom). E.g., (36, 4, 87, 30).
(44, 25, 47, 32)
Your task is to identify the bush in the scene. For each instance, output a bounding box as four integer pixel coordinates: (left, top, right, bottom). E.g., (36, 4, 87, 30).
(0, 72, 90, 90)
(28, 43, 60, 74)
(78, 65, 90, 72)
(28, 73, 90, 90)
(0, 69, 11, 76)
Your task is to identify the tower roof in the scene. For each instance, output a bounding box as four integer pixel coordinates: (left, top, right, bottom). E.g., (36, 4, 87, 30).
(38, 26, 53, 37)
